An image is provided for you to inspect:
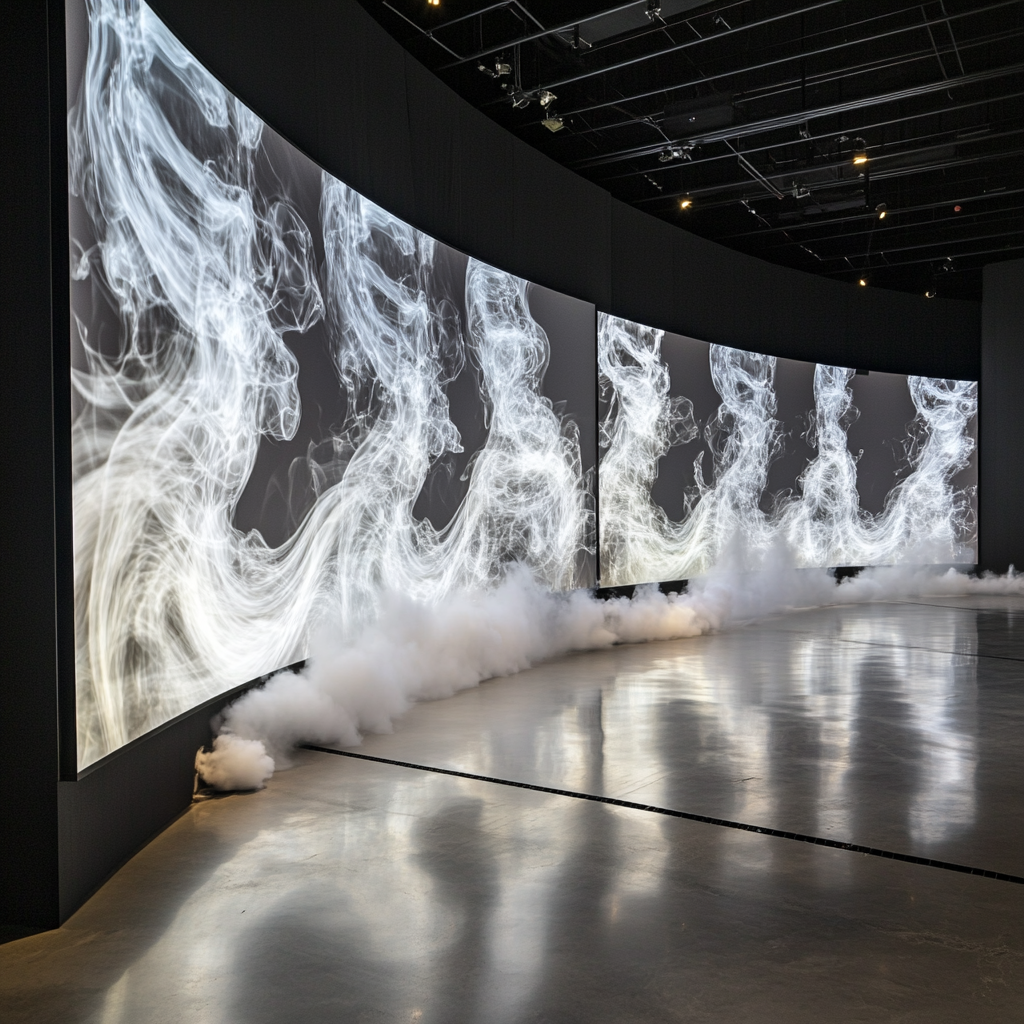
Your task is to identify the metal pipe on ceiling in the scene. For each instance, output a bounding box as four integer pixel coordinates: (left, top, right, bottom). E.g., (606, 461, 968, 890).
(541, 1, 1021, 123)
(504, 0, 1017, 101)
(630, 123, 1024, 196)
(823, 242, 1024, 273)
(639, 145, 1024, 206)
(572, 62, 1024, 169)
(764, 206, 1024, 251)
(812, 228, 1023, 262)
(719, 187, 1024, 239)
(434, 0, 650, 67)
(593, 89, 1024, 186)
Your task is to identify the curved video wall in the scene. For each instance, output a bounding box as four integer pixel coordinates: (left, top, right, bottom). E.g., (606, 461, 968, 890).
(66, 0, 978, 769)
(598, 314, 977, 587)
(67, 0, 596, 768)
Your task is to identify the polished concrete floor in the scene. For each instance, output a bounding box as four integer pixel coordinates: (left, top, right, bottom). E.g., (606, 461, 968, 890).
(3, 596, 1024, 1022)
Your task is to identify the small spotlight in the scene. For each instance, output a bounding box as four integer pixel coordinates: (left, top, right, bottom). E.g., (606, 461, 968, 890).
(646, 0, 662, 21)
(427, 0, 440, 6)
(925, 290, 936, 298)
(538, 90, 557, 108)
(852, 138, 869, 165)
(859, 278, 868, 286)
(876, 203, 887, 219)
(477, 63, 497, 79)
(679, 198, 693, 210)
(494, 61, 511, 76)
(658, 146, 683, 163)
(541, 116, 564, 132)
(510, 91, 531, 109)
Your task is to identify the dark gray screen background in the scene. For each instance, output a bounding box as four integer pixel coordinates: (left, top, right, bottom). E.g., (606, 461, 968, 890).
(230, 124, 598, 577)
(614, 329, 978, 557)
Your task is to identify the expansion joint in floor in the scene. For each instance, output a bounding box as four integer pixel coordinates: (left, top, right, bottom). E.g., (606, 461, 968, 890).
(301, 744, 1024, 885)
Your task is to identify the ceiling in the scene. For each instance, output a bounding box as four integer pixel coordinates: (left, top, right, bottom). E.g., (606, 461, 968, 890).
(360, 0, 1023, 301)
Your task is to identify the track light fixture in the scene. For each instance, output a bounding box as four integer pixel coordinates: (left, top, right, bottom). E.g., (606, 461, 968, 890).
(658, 146, 683, 163)
(510, 90, 531, 109)
(646, 0, 662, 21)
(859, 278, 868, 286)
(875, 203, 887, 220)
(852, 138, 869, 165)
(679, 197, 693, 210)
(480, 59, 511, 79)
(542, 115, 565, 132)
(538, 90, 557, 108)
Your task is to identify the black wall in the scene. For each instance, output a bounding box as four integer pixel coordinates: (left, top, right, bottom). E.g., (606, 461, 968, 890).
(0, 0, 62, 934)
(979, 259, 1024, 573)
(0, 0, 986, 931)
(147, 0, 980, 381)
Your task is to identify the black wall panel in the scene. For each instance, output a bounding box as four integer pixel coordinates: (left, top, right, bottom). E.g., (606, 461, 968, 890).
(147, 0, 980, 380)
(980, 259, 1024, 573)
(0, 0, 62, 933)
(57, 681, 263, 920)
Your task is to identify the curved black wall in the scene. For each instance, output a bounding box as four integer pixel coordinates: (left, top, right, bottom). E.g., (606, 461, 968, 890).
(1, 0, 990, 933)
(148, 0, 979, 380)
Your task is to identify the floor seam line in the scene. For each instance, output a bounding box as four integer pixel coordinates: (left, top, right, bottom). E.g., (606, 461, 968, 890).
(300, 744, 1024, 885)
(831, 637, 1024, 663)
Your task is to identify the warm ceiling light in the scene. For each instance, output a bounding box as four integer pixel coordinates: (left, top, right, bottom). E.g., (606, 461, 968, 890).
(925, 290, 936, 298)
(876, 203, 887, 219)
(852, 138, 869, 165)
(427, 0, 440, 6)
(679, 198, 693, 209)
(859, 278, 868, 286)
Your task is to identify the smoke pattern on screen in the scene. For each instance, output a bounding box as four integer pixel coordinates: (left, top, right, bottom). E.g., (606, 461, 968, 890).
(67, 0, 992, 782)
(68, 0, 594, 768)
(597, 314, 978, 588)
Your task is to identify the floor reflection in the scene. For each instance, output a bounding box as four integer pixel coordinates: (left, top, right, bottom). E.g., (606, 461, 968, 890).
(357, 599, 1022, 872)
(4, 598, 1023, 1023)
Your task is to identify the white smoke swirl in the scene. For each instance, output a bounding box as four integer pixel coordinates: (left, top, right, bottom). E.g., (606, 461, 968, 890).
(598, 314, 977, 586)
(69, 0, 590, 768)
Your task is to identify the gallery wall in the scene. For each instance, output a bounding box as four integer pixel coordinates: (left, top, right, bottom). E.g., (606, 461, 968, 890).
(147, 0, 980, 380)
(1, 0, 996, 932)
(980, 258, 1024, 573)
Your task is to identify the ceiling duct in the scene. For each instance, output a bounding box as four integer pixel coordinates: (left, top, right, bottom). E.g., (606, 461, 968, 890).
(559, 0, 710, 47)
(663, 94, 738, 137)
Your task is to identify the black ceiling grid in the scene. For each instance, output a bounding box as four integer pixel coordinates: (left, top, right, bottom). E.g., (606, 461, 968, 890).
(362, 0, 1023, 301)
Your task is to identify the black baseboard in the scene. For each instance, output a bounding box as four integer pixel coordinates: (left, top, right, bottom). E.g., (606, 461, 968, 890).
(56, 664, 302, 923)
(594, 580, 690, 600)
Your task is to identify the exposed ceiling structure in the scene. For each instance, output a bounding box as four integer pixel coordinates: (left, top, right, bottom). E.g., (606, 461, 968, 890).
(361, 0, 1024, 301)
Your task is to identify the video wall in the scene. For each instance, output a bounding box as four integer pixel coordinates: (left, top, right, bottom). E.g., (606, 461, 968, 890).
(598, 314, 978, 587)
(66, 0, 596, 768)
(65, 0, 977, 768)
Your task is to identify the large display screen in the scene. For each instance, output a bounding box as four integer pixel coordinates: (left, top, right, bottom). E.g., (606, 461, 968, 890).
(598, 313, 978, 587)
(64, 0, 979, 770)
(67, 0, 596, 768)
